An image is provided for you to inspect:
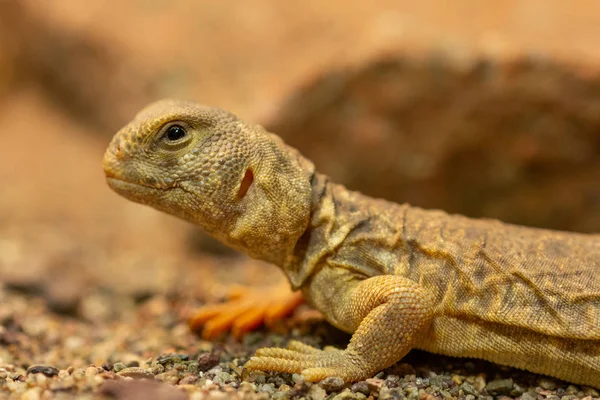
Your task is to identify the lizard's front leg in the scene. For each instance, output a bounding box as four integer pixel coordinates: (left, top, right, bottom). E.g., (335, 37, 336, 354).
(244, 275, 435, 382)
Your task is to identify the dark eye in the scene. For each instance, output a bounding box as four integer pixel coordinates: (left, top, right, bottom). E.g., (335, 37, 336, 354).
(165, 125, 186, 141)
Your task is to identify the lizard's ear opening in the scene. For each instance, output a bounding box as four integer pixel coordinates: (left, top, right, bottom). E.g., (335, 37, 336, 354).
(237, 168, 254, 199)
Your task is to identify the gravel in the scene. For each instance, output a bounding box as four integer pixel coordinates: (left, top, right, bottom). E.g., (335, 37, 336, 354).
(1, 284, 599, 399)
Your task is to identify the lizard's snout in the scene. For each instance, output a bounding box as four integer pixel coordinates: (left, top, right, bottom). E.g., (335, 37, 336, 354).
(103, 136, 126, 180)
(108, 135, 127, 160)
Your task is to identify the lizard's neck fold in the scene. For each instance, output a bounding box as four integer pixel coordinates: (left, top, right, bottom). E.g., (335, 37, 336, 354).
(283, 172, 353, 289)
(282, 172, 413, 290)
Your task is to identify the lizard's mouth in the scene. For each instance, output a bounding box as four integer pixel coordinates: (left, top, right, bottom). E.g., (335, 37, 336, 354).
(105, 175, 192, 209)
(105, 176, 158, 191)
(103, 154, 171, 195)
(105, 177, 166, 204)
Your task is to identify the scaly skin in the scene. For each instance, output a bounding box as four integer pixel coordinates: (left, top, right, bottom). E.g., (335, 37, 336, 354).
(103, 99, 600, 386)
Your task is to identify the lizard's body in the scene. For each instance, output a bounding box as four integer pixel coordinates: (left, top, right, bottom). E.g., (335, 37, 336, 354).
(305, 174, 600, 385)
(103, 99, 600, 386)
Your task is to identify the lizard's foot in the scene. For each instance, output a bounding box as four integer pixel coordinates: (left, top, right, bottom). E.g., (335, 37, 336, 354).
(243, 340, 366, 382)
(189, 284, 303, 339)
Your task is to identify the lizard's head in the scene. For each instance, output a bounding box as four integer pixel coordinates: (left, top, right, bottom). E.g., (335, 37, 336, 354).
(103, 99, 314, 265)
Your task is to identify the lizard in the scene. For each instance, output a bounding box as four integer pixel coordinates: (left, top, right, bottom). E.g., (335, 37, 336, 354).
(103, 99, 600, 387)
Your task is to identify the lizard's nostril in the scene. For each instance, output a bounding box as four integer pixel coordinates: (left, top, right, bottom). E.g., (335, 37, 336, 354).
(115, 139, 125, 159)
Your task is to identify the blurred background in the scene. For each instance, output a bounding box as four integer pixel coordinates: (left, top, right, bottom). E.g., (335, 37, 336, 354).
(0, 0, 599, 375)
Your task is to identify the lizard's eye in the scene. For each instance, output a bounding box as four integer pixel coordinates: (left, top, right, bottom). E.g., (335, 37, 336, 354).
(158, 123, 192, 151)
(165, 125, 186, 141)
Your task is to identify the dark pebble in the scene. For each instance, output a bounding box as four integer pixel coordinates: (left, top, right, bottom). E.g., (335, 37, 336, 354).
(26, 365, 59, 377)
(319, 376, 345, 392)
(101, 362, 114, 371)
(157, 354, 178, 365)
(351, 381, 371, 395)
(197, 352, 220, 372)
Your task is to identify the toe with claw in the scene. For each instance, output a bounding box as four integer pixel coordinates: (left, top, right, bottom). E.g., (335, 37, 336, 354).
(243, 340, 366, 382)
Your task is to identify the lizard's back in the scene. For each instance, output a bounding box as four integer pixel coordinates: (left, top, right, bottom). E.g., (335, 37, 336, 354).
(316, 183, 600, 384)
(400, 206, 600, 340)
(322, 184, 600, 339)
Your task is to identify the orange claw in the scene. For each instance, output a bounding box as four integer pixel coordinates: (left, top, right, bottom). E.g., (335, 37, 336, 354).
(189, 284, 304, 340)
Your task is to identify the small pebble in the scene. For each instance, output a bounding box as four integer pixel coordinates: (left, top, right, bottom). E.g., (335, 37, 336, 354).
(21, 387, 41, 400)
(365, 377, 385, 391)
(197, 352, 220, 372)
(350, 381, 370, 395)
(539, 378, 557, 390)
(26, 365, 59, 377)
(332, 388, 367, 400)
(57, 370, 69, 379)
(179, 374, 199, 385)
(521, 391, 537, 400)
(406, 387, 419, 400)
(582, 386, 600, 397)
(460, 381, 478, 396)
(486, 378, 513, 396)
(34, 374, 47, 385)
(384, 374, 401, 388)
(117, 367, 155, 379)
(320, 376, 345, 392)
(258, 383, 275, 396)
(157, 354, 181, 365)
(156, 369, 180, 385)
(113, 363, 126, 373)
(306, 384, 327, 400)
